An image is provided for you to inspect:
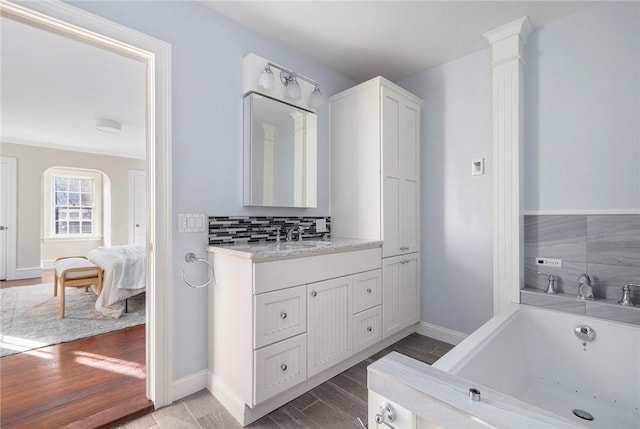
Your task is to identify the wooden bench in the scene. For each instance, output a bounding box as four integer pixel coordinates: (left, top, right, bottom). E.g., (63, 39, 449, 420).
(53, 256, 103, 319)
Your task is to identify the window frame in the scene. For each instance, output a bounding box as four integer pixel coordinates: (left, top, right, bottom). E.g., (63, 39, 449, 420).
(43, 168, 103, 242)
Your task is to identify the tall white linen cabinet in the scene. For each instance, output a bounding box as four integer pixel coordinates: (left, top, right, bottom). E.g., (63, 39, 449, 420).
(331, 77, 422, 339)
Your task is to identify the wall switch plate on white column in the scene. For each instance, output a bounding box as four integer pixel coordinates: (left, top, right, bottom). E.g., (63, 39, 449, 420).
(178, 213, 206, 232)
(315, 218, 327, 233)
(472, 158, 485, 176)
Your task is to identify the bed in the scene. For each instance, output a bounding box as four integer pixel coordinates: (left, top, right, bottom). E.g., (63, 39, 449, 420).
(87, 244, 146, 318)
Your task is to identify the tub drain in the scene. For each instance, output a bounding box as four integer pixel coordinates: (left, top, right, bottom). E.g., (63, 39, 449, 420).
(572, 409, 594, 421)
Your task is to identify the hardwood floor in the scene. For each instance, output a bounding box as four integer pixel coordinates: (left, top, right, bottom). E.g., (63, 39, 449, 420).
(0, 324, 152, 429)
(0, 270, 54, 289)
(118, 333, 454, 429)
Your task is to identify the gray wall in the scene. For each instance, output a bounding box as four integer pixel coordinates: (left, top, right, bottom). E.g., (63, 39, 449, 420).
(524, 1, 640, 211)
(397, 49, 494, 335)
(397, 1, 638, 336)
(67, 1, 354, 380)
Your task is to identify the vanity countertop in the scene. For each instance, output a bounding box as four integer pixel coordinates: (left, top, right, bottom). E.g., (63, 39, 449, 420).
(208, 238, 382, 261)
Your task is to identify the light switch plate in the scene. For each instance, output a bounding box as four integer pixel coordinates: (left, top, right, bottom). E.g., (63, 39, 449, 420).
(179, 213, 206, 233)
(472, 158, 485, 176)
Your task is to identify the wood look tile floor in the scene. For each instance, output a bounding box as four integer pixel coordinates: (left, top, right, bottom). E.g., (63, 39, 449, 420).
(117, 333, 453, 429)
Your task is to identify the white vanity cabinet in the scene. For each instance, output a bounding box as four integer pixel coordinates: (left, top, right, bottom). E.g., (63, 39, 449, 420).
(331, 77, 422, 338)
(208, 243, 393, 426)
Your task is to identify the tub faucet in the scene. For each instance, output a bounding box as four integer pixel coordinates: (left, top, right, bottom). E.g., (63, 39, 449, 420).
(577, 274, 594, 300)
(618, 283, 640, 307)
(537, 273, 556, 294)
(286, 225, 304, 243)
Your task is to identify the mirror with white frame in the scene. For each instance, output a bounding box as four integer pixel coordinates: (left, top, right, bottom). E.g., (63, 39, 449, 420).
(243, 92, 317, 208)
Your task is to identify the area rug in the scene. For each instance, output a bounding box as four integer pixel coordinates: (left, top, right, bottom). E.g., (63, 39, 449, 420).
(0, 283, 145, 357)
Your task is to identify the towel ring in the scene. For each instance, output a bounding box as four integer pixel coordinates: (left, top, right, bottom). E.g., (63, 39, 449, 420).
(181, 252, 212, 288)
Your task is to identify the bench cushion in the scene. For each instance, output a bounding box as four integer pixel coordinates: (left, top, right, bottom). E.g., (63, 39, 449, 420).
(55, 258, 100, 279)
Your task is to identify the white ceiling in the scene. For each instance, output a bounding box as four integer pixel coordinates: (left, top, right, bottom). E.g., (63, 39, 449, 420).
(1, 2, 597, 159)
(204, 1, 598, 82)
(0, 16, 146, 160)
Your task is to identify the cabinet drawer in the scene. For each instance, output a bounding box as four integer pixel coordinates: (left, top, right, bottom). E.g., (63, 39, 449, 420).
(353, 306, 382, 354)
(254, 285, 306, 349)
(352, 269, 382, 314)
(254, 333, 307, 405)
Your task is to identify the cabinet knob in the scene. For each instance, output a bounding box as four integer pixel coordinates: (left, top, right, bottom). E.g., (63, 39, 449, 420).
(311, 291, 317, 297)
(366, 288, 372, 294)
(280, 364, 288, 371)
(367, 326, 372, 332)
(280, 312, 287, 319)
(135, 224, 141, 228)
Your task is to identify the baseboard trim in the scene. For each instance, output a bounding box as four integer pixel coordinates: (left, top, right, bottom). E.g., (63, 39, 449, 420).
(172, 370, 208, 402)
(11, 267, 43, 280)
(415, 321, 467, 346)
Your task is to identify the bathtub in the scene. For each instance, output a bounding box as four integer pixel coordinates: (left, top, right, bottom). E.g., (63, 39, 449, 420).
(368, 304, 640, 428)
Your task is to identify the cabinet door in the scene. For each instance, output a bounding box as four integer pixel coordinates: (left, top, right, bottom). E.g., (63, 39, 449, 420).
(383, 176, 401, 258)
(307, 277, 352, 377)
(382, 254, 420, 339)
(382, 86, 420, 257)
(401, 179, 419, 253)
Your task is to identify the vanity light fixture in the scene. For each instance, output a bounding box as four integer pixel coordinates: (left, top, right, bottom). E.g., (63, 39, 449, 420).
(257, 64, 276, 91)
(95, 118, 122, 133)
(258, 62, 324, 108)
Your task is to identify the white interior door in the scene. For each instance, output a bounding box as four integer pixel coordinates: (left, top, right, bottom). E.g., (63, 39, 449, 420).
(128, 169, 147, 245)
(0, 157, 17, 281)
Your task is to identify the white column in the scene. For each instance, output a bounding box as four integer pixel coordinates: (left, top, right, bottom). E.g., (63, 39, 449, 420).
(290, 111, 305, 206)
(483, 17, 531, 315)
(262, 124, 276, 205)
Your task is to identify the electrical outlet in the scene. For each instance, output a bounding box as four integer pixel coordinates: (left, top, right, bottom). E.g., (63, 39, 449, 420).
(535, 257, 562, 267)
(315, 218, 327, 233)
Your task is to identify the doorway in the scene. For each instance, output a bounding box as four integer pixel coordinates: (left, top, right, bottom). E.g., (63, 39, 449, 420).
(0, 0, 172, 411)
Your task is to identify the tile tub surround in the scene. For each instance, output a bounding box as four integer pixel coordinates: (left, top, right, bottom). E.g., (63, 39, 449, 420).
(523, 214, 640, 323)
(208, 216, 331, 245)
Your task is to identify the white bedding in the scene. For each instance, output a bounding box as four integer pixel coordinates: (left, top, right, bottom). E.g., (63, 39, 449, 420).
(87, 244, 146, 318)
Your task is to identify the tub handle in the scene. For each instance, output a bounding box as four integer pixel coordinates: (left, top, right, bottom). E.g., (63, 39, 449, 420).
(374, 402, 396, 428)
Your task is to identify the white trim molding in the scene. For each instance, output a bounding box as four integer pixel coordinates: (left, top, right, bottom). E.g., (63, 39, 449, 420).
(483, 17, 531, 316)
(14, 267, 43, 280)
(172, 370, 208, 403)
(0, 156, 17, 280)
(0, 0, 173, 408)
(415, 321, 467, 346)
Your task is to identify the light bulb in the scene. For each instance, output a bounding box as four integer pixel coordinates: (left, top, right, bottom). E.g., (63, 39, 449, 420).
(309, 85, 324, 109)
(257, 65, 275, 91)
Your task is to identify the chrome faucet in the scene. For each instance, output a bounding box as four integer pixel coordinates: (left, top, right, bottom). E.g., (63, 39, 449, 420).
(537, 273, 556, 294)
(619, 283, 640, 307)
(286, 225, 304, 243)
(577, 274, 594, 300)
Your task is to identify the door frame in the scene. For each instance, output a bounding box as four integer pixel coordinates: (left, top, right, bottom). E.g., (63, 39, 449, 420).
(0, 1, 173, 407)
(128, 169, 146, 245)
(0, 156, 17, 281)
